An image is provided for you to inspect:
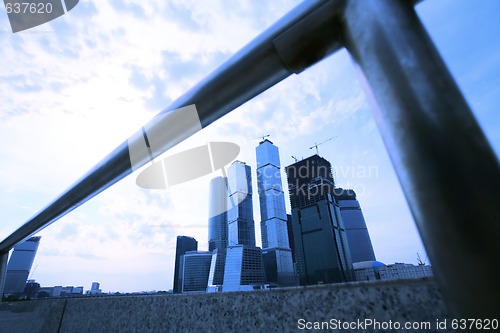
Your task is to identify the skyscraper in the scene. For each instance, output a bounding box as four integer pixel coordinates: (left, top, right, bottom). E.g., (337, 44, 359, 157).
(208, 176, 228, 251)
(286, 155, 353, 285)
(227, 161, 255, 247)
(179, 251, 213, 293)
(256, 139, 296, 286)
(4, 236, 41, 296)
(223, 161, 266, 291)
(335, 188, 376, 263)
(207, 176, 229, 288)
(173, 236, 197, 293)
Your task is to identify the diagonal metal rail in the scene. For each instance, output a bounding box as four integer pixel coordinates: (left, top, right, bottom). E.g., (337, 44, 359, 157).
(1, 0, 499, 319)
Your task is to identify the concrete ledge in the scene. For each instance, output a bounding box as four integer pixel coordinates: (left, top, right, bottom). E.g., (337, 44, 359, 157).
(0, 278, 453, 332)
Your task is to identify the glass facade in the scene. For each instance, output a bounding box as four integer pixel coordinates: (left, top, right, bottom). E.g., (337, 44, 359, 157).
(223, 245, 266, 292)
(256, 140, 296, 286)
(208, 176, 228, 251)
(336, 189, 376, 263)
(173, 236, 197, 293)
(222, 161, 266, 291)
(207, 248, 226, 287)
(227, 161, 255, 247)
(4, 236, 41, 295)
(180, 251, 212, 293)
(286, 155, 354, 285)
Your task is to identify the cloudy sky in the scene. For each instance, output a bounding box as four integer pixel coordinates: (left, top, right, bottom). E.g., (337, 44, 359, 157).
(1, 0, 499, 293)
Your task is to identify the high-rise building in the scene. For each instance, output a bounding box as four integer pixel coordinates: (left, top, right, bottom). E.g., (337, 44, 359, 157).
(208, 176, 228, 251)
(256, 139, 296, 286)
(173, 236, 197, 293)
(207, 177, 228, 289)
(179, 251, 212, 293)
(3, 236, 41, 296)
(286, 155, 353, 285)
(335, 188, 376, 263)
(227, 161, 255, 247)
(222, 161, 266, 291)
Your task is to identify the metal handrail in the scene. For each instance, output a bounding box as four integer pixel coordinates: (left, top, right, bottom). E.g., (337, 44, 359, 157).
(1, 0, 499, 319)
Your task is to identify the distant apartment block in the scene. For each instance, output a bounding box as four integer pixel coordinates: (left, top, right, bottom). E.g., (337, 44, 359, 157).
(354, 261, 433, 281)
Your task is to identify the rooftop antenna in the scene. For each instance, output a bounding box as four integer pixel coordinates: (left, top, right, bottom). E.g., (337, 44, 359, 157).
(309, 136, 337, 155)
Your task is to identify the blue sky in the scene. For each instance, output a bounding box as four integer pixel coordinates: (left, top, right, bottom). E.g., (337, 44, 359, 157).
(0, 0, 498, 293)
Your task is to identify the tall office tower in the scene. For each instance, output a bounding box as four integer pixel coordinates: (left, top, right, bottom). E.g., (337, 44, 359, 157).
(227, 161, 255, 247)
(207, 177, 228, 288)
(286, 155, 353, 285)
(208, 176, 228, 251)
(179, 251, 213, 293)
(335, 188, 376, 263)
(4, 236, 41, 296)
(256, 139, 295, 286)
(173, 236, 197, 293)
(223, 161, 266, 291)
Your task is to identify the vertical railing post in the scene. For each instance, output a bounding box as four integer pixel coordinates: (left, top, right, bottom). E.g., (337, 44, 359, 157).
(342, 0, 500, 318)
(0, 251, 8, 302)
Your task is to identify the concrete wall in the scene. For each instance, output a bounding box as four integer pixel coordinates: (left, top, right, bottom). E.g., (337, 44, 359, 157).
(0, 278, 453, 333)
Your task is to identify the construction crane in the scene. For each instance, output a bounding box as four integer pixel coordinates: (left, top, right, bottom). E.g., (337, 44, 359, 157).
(291, 155, 298, 162)
(309, 136, 337, 155)
(257, 134, 270, 141)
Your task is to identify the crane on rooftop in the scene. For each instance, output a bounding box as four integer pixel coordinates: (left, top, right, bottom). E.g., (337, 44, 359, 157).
(258, 134, 270, 141)
(309, 136, 337, 155)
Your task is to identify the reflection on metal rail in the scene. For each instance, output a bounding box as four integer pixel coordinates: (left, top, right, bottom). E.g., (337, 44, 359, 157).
(1, 0, 499, 319)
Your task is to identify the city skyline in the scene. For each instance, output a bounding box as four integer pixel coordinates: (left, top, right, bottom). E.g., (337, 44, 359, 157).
(1, 0, 499, 292)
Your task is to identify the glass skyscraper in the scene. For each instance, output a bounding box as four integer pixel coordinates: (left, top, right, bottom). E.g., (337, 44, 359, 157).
(4, 236, 41, 296)
(286, 155, 353, 285)
(179, 251, 213, 293)
(173, 236, 197, 293)
(223, 161, 266, 291)
(208, 176, 228, 251)
(335, 188, 376, 263)
(207, 176, 229, 288)
(256, 139, 296, 286)
(227, 161, 255, 247)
